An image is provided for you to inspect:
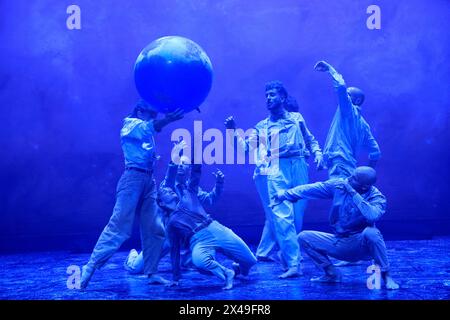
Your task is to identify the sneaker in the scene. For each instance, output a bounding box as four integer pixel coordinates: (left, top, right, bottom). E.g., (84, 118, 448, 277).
(80, 264, 95, 289)
(123, 249, 139, 272)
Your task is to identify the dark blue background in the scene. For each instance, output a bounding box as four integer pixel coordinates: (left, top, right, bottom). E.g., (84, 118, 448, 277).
(0, 0, 449, 253)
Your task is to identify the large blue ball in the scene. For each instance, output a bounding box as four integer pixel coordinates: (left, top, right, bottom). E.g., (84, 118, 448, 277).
(134, 36, 213, 113)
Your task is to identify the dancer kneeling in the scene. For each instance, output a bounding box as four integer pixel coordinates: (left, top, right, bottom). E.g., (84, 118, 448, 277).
(158, 163, 257, 290)
(272, 166, 399, 290)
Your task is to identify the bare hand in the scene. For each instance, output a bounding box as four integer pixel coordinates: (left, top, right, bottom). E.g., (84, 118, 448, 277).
(166, 108, 185, 122)
(224, 116, 236, 129)
(171, 139, 188, 159)
(314, 60, 331, 72)
(212, 169, 225, 184)
(270, 190, 287, 208)
(314, 151, 324, 170)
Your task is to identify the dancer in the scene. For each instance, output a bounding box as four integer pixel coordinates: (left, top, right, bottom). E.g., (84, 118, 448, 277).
(315, 60, 382, 267)
(160, 162, 256, 290)
(314, 60, 381, 178)
(254, 95, 306, 261)
(225, 81, 322, 278)
(80, 99, 184, 288)
(272, 166, 399, 289)
(124, 145, 225, 274)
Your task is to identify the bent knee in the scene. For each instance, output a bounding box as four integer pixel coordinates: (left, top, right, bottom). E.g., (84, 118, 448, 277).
(362, 227, 382, 242)
(297, 230, 314, 244)
(191, 252, 212, 269)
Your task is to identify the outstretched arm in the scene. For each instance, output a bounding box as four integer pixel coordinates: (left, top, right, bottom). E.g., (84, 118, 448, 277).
(271, 180, 335, 207)
(314, 61, 354, 119)
(224, 116, 258, 154)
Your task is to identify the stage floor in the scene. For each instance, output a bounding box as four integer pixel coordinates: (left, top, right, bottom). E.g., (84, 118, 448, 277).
(1, 239, 449, 300)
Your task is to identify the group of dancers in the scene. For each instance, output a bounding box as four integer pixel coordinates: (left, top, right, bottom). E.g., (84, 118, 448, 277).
(79, 61, 399, 291)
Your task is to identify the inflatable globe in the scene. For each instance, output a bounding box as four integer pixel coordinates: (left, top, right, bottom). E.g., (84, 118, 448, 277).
(134, 36, 213, 113)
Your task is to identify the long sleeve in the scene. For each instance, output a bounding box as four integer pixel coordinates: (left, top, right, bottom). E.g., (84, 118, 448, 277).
(232, 127, 259, 153)
(160, 162, 178, 189)
(168, 225, 182, 281)
(120, 118, 156, 140)
(331, 72, 357, 122)
(197, 181, 224, 207)
(188, 164, 202, 193)
(351, 192, 386, 223)
(299, 119, 321, 155)
(364, 127, 382, 161)
(284, 180, 335, 202)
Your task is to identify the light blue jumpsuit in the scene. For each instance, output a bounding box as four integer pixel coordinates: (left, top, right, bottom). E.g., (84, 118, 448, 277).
(86, 117, 165, 276)
(251, 132, 306, 259)
(242, 111, 321, 268)
(281, 179, 391, 272)
(323, 74, 381, 179)
(166, 164, 256, 283)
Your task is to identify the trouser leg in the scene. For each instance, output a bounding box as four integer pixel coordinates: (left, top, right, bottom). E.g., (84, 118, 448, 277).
(210, 221, 257, 275)
(299, 229, 380, 272)
(291, 159, 309, 234)
(361, 227, 390, 272)
(297, 231, 338, 270)
(254, 174, 277, 258)
(190, 227, 228, 281)
(88, 171, 142, 269)
(267, 159, 299, 268)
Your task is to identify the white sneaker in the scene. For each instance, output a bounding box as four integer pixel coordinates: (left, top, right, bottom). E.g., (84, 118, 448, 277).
(123, 249, 139, 272)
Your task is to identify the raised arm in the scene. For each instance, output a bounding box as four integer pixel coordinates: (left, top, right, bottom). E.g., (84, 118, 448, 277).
(160, 162, 178, 189)
(187, 164, 202, 193)
(152, 109, 184, 132)
(197, 169, 225, 206)
(224, 116, 259, 154)
(364, 126, 381, 168)
(314, 61, 354, 119)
